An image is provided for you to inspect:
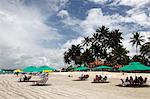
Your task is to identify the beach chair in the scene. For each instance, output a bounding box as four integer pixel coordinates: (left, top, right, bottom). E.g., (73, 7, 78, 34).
(141, 77, 148, 85)
(93, 75, 100, 82)
(120, 79, 129, 86)
(79, 74, 89, 80)
(26, 76, 31, 81)
(102, 76, 107, 82)
(19, 75, 32, 82)
(33, 77, 48, 86)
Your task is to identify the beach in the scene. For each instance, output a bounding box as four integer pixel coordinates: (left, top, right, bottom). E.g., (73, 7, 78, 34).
(0, 72, 150, 99)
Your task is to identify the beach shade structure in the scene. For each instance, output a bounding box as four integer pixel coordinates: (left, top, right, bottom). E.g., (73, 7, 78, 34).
(0, 70, 5, 74)
(14, 69, 23, 73)
(23, 66, 41, 72)
(39, 66, 56, 72)
(92, 66, 112, 70)
(119, 62, 150, 71)
(43, 70, 53, 73)
(74, 66, 90, 71)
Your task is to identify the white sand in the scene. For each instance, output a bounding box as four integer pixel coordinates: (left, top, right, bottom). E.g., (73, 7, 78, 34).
(0, 72, 150, 99)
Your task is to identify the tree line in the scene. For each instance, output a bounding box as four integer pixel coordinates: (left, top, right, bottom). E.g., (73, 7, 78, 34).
(64, 26, 150, 67)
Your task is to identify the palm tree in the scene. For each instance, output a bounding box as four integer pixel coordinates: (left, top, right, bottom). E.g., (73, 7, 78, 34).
(140, 42, 150, 58)
(64, 44, 83, 65)
(64, 51, 71, 64)
(110, 45, 130, 65)
(107, 29, 123, 49)
(91, 26, 110, 60)
(81, 49, 95, 65)
(130, 32, 145, 55)
(96, 25, 109, 39)
(82, 36, 91, 48)
(96, 25, 109, 47)
(148, 37, 150, 41)
(131, 55, 149, 65)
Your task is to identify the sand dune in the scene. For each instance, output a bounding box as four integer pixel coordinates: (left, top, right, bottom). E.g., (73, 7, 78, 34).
(0, 72, 150, 99)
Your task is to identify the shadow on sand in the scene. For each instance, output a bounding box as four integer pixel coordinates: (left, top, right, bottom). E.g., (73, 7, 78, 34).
(91, 81, 109, 83)
(30, 84, 52, 86)
(72, 79, 88, 81)
(116, 84, 150, 88)
(17, 80, 39, 82)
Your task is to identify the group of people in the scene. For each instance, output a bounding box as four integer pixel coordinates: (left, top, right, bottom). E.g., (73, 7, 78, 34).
(93, 75, 108, 82)
(19, 74, 32, 82)
(124, 76, 147, 85)
(79, 74, 89, 80)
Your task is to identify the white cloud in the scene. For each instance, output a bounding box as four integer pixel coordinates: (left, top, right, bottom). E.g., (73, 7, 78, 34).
(57, 10, 69, 18)
(62, 37, 83, 49)
(89, 0, 150, 7)
(1, 0, 149, 69)
(115, 0, 149, 7)
(79, 7, 150, 56)
(57, 10, 80, 27)
(0, 0, 65, 69)
(80, 8, 122, 35)
(88, 0, 107, 4)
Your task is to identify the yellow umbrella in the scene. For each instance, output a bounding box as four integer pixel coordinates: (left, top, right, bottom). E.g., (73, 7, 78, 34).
(43, 70, 53, 73)
(14, 69, 23, 73)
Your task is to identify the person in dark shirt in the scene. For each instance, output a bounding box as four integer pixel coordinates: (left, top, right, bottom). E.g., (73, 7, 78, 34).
(125, 77, 129, 82)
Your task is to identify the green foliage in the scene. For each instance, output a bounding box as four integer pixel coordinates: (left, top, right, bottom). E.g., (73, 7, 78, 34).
(65, 65, 74, 72)
(140, 42, 150, 58)
(64, 44, 82, 65)
(110, 45, 130, 65)
(130, 32, 145, 54)
(63, 26, 149, 66)
(131, 55, 149, 65)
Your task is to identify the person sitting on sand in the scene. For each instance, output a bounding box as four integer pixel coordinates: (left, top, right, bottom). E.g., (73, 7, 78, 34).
(96, 75, 99, 80)
(138, 76, 144, 85)
(134, 76, 139, 84)
(125, 77, 129, 82)
(103, 76, 107, 81)
(23, 74, 28, 81)
(129, 76, 134, 84)
(99, 75, 102, 81)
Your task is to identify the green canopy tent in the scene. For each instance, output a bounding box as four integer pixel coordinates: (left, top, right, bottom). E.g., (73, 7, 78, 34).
(93, 66, 112, 70)
(0, 70, 5, 74)
(119, 62, 150, 71)
(92, 66, 112, 75)
(74, 66, 90, 71)
(23, 66, 41, 72)
(39, 66, 56, 72)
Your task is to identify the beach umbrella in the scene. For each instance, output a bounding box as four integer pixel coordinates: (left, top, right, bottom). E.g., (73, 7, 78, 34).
(39, 66, 56, 72)
(119, 62, 150, 71)
(0, 70, 4, 74)
(23, 66, 41, 72)
(43, 70, 53, 73)
(93, 66, 112, 70)
(14, 69, 23, 73)
(74, 66, 90, 71)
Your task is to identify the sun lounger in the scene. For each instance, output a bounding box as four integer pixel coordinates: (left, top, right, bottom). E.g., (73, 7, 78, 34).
(120, 79, 130, 86)
(19, 75, 32, 82)
(33, 77, 48, 86)
(93, 78, 109, 83)
(78, 75, 89, 80)
(92, 75, 109, 83)
(120, 77, 149, 87)
(141, 77, 147, 85)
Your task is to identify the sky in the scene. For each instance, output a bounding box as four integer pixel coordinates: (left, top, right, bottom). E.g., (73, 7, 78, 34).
(0, 0, 150, 69)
